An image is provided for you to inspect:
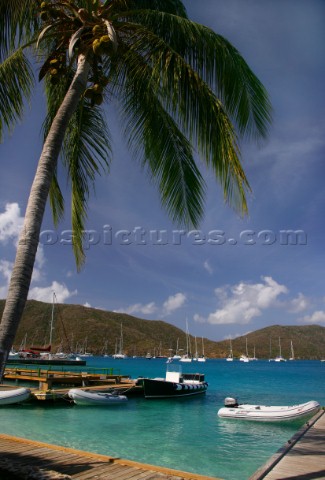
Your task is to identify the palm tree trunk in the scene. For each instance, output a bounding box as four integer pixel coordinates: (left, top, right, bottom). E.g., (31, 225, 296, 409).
(0, 54, 90, 382)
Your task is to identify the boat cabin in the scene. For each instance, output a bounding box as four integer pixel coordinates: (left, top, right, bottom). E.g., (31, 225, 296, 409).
(165, 364, 205, 384)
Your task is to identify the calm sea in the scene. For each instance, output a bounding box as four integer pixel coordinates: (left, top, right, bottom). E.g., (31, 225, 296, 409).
(1, 357, 324, 480)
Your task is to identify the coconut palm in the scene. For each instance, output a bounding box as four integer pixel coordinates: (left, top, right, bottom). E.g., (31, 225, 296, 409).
(0, 0, 272, 380)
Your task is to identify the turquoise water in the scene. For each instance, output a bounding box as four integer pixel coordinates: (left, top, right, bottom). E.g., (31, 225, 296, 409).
(1, 358, 324, 479)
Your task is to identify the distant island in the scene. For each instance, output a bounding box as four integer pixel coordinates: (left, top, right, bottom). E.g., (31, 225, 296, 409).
(0, 299, 324, 359)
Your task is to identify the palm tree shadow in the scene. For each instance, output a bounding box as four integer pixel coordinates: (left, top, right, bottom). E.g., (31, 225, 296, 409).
(278, 471, 325, 480)
(0, 450, 115, 478)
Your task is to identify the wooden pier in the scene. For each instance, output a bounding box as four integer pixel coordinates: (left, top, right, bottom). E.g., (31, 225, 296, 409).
(0, 433, 220, 480)
(3, 367, 143, 400)
(250, 409, 325, 479)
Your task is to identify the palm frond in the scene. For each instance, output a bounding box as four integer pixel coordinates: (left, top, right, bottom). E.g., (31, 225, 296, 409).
(42, 73, 76, 226)
(129, 0, 187, 17)
(68, 27, 86, 61)
(62, 99, 112, 269)
(108, 0, 187, 17)
(0, 48, 34, 141)
(158, 50, 251, 214)
(0, 0, 39, 59)
(43, 73, 112, 268)
(103, 20, 118, 51)
(118, 12, 272, 140)
(42, 70, 72, 137)
(36, 23, 61, 50)
(49, 172, 65, 226)
(111, 49, 206, 227)
(111, 27, 250, 215)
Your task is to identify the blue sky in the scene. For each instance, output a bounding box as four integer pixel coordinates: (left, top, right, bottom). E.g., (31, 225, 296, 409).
(1, 0, 325, 343)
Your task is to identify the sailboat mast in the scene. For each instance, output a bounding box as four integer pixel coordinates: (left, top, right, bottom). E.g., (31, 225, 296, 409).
(120, 323, 123, 354)
(49, 292, 56, 346)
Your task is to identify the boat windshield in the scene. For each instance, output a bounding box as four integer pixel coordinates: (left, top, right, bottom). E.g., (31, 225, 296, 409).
(166, 364, 182, 374)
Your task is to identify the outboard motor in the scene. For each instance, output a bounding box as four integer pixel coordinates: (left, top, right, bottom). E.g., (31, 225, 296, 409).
(224, 397, 238, 408)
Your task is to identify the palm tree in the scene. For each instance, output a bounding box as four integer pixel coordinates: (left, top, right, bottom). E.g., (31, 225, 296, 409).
(0, 0, 272, 380)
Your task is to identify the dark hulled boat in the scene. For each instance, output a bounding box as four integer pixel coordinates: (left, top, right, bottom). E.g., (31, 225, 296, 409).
(139, 364, 208, 399)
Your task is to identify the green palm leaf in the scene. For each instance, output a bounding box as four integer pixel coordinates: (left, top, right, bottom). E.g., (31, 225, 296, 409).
(0, 0, 38, 59)
(110, 23, 250, 217)
(43, 75, 112, 267)
(0, 48, 34, 141)
(119, 11, 272, 139)
(109, 47, 205, 227)
(63, 101, 112, 268)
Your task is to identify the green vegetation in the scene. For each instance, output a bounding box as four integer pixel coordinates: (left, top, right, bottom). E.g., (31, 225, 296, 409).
(1, 300, 324, 359)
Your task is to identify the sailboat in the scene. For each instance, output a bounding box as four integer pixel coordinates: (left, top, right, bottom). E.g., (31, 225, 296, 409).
(275, 337, 286, 362)
(249, 345, 258, 361)
(239, 338, 250, 362)
(197, 337, 206, 362)
(21, 294, 56, 359)
(289, 340, 295, 361)
(193, 337, 198, 361)
(78, 336, 93, 357)
(172, 338, 182, 360)
(112, 323, 127, 359)
(226, 339, 234, 361)
(268, 337, 275, 361)
(180, 321, 192, 362)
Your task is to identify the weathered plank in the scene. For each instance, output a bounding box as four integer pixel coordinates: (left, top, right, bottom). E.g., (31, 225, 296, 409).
(0, 433, 220, 480)
(250, 409, 325, 479)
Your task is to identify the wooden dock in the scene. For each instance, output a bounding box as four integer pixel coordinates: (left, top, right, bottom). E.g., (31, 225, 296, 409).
(250, 409, 325, 479)
(0, 433, 220, 480)
(3, 367, 143, 400)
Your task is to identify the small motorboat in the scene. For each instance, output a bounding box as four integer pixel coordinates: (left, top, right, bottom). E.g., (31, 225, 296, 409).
(68, 388, 128, 406)
(0, 387, 31, 406)
(138, 364, 208, 399)
(218, 397, 320, 422)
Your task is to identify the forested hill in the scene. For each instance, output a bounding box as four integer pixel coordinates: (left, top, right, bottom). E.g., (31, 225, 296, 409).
(0, 300, 324, 359)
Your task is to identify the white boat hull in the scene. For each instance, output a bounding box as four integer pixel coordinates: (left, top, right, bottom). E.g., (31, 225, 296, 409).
(68, 388, 128, 406)
(218, 400, 320, 421)
(0, 387, 31, 406)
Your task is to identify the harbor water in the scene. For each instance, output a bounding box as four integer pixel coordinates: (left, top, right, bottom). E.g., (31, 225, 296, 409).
(1, 357, 324, 480)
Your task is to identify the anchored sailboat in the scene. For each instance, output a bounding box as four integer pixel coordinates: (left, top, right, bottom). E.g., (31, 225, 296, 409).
(197, 337, 206, 362)
(239, 338, 250, 362)
(112, 323, 127, 359)
(289, 340, 295, 361)
(226, 339, 234, 361)
(180, 320, 192, 362)
(275, 337, 286, 362)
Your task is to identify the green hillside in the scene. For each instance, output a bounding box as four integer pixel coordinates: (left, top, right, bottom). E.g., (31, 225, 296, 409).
(0, 300, 324, 359)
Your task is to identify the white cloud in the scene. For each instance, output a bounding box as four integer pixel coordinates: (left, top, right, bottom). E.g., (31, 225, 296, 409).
(114, 302, 157, 316)
(193, 313, 205, 324)
(300, 311, 325, 324)
(0, 260, 13, 298)
(28, 281, 77, 303)
(203, 260, 213, 275)
(290, 293, 309, 313)
(0, 203, 24, 244)
(0, 259, 13, 284)
(196, 276, 288, 325)
(114, 292, 187, 317)
(0, 202, 46, 290)
(163, 292, 187, 315)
